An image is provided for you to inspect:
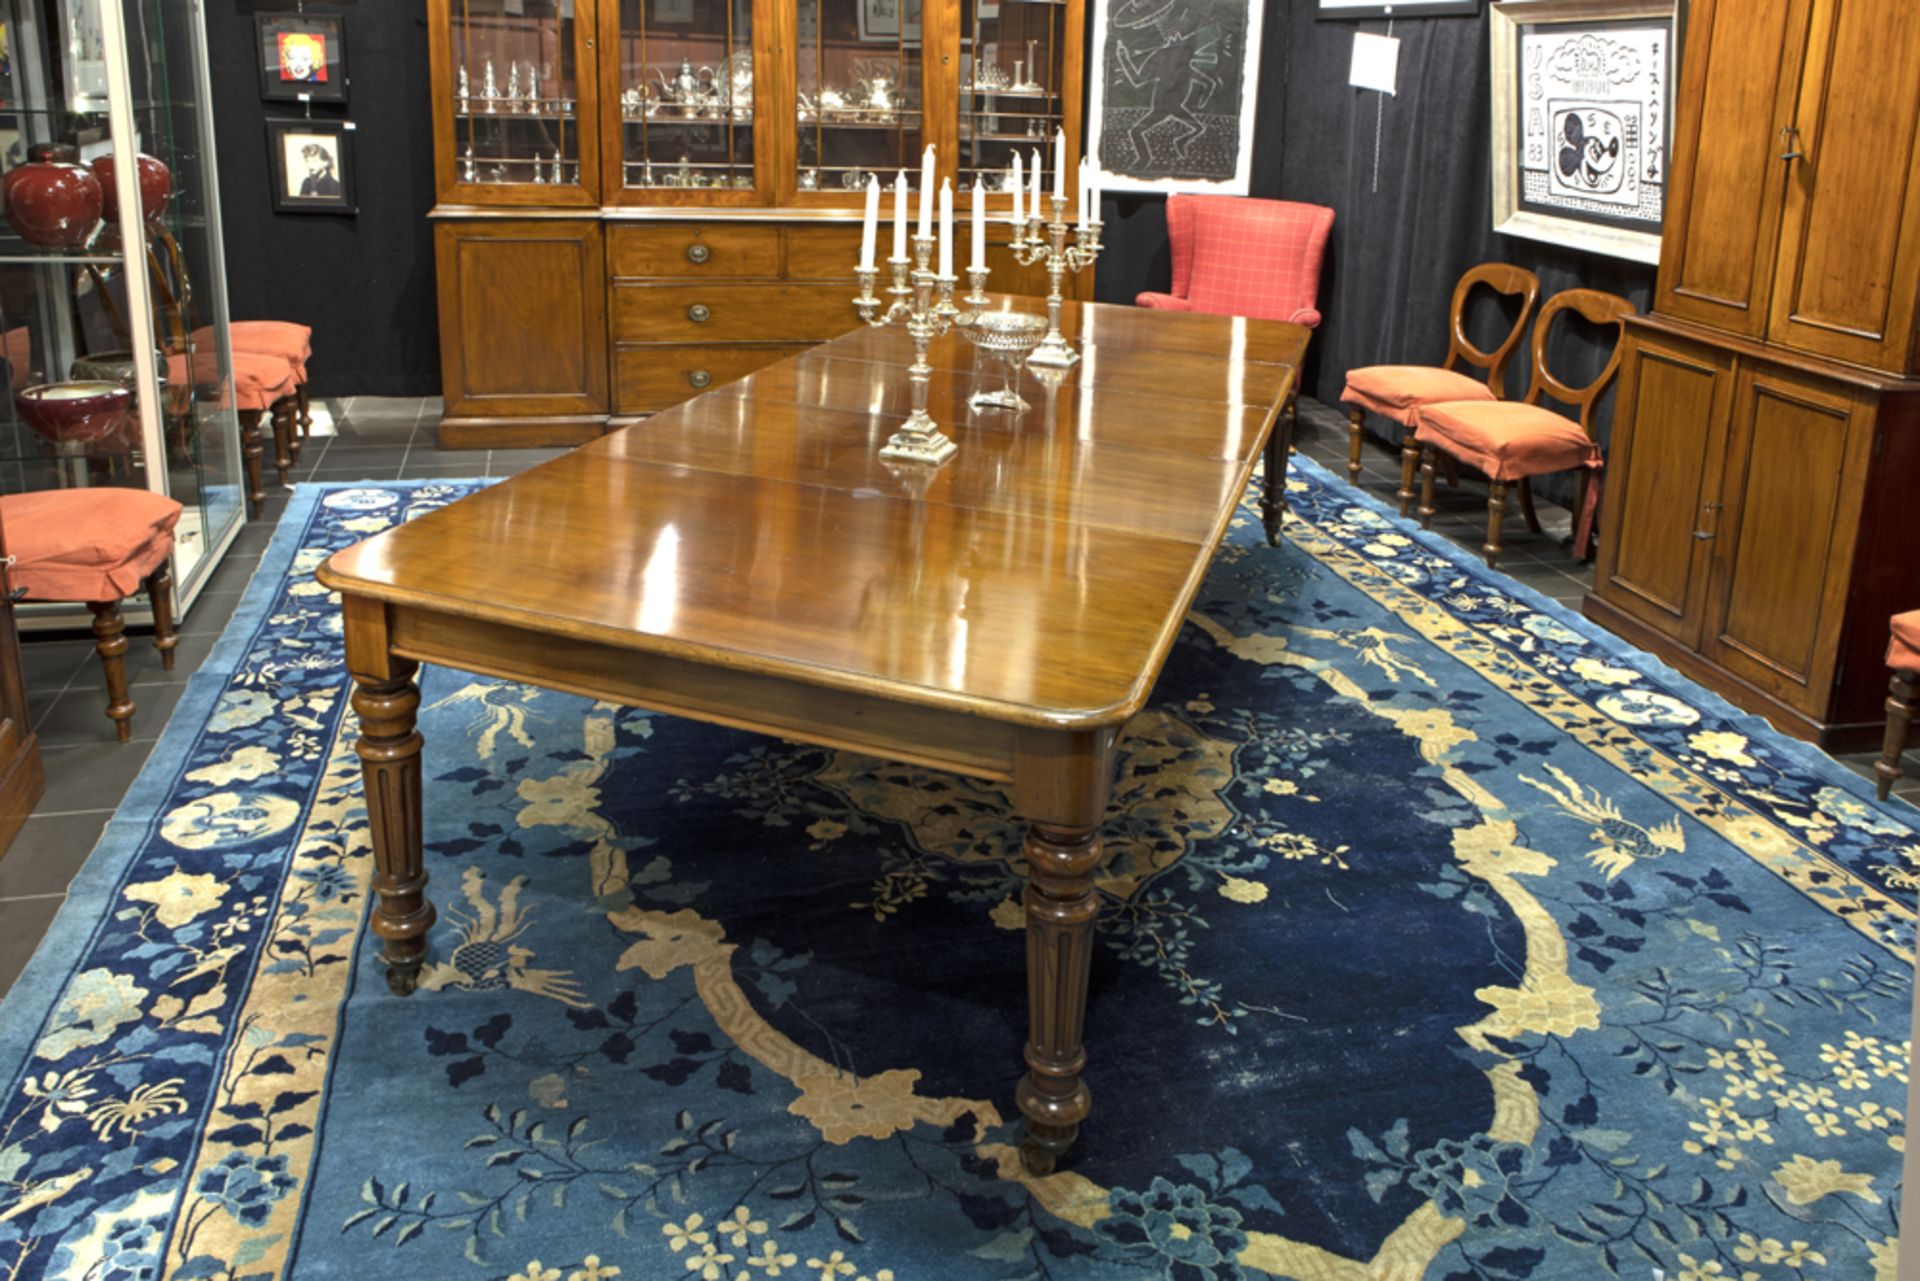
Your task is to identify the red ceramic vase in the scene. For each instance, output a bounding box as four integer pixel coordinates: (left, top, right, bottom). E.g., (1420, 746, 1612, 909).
(2, 158, 103, 249)
(15, 381, 132, 445)
(92, 152, 172, 226)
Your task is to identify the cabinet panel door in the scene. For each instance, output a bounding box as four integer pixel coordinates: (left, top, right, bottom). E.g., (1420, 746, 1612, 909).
(1768, 0, 1920, 372)
(1702, 363, 1872, 712)
(1591, 330, 1732, 647)
(1654, 0, 1811, 336)
(435, 220, 609, 417)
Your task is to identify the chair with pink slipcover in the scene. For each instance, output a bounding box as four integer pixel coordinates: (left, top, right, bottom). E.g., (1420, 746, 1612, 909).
(1411, 288, 1636, 570)
(166, 350, 298, 519)
(1876, 612, 1920, 799)
(1135, 193, 1335, 543)
(1340, 263, 1542, 509)
(1, 487, 180, 742)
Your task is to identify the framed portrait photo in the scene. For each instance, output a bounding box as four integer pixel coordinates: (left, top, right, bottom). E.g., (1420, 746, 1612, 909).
(256, 11, 347, 104)
(267, 119, 355, 214)
(1490, 0, 1682, 263)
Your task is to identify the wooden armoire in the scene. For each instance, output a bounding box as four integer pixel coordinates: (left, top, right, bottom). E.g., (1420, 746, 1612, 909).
(427, 0, 1087, 448)
(1584, 0, 1920, 747)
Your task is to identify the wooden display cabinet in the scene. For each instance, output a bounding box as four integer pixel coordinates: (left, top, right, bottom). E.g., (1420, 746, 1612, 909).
(427, 0, 1089, 447)
(1586, 0, 1920, 746)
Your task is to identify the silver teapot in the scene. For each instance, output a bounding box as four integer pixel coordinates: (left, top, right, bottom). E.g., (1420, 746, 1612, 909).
(655, 58, 715, 110)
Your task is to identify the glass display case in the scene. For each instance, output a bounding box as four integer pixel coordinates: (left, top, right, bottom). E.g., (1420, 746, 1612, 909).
(614, 0, 756, 196)
(794, 0, 923, 196)
(438, 0, 599, 206)
(0, 0, 244, 617)
(957, 0, 1069, 193)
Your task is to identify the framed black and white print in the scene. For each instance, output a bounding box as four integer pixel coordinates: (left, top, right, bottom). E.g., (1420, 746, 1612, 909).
(267, 119, 355, 214)
(256, 11, 348, 104)
(1490, 0, 1680, 263)
(1316, 0, 1480, 18)
(1086, 0, 1267, 194)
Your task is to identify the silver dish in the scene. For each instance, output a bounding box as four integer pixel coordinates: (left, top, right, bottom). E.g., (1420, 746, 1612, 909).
(959, 312, 1047, 412)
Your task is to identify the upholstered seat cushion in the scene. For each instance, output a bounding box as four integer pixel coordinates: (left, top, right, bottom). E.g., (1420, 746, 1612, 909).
(195, 322, 312, 383)
(1, 488, 181, 602)
(1889, 611, 1920, 672)
(167, 350, 297, 412)
(1342, 366, 1496, 427)
(1415, 400, 1602, 483)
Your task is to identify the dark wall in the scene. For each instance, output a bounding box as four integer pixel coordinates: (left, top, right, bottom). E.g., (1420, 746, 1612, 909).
(207, 2, 439, 397)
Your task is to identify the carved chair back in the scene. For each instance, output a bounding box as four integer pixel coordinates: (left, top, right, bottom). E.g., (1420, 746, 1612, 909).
(1443, 263, 1541, 392)
(1522, 288, 1637, 439)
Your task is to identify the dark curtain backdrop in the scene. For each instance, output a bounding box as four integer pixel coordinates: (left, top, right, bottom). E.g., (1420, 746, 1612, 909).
(207, 1, 439, 397)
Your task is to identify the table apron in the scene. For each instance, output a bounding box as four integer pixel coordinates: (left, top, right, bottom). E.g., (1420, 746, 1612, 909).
(385, 604, 1022, 782)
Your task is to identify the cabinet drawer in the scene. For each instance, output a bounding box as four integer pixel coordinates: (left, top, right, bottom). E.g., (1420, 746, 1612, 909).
(785, 225, 862, 280)
(614, 343, 810, 414)
(609, 224, 781, 279)
(612, 283, 859, 344)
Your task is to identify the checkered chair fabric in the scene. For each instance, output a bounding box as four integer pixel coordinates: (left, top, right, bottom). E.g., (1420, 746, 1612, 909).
(1136, 195, 1335, 328)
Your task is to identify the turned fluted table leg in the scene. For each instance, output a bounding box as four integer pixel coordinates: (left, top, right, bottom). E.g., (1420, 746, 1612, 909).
(1013, 728, 1117, 1175)
(352, 657, 435, 994)
(1261, 390, 1297, 546)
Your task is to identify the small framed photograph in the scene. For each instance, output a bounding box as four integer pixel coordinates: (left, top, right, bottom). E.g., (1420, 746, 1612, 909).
(858, 0, 921, 43)
(256, 11, 348, 104)
(267, 120, 355, 214)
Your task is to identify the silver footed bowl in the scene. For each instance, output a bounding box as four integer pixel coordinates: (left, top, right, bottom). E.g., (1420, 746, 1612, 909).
(960, 310, 1047, 355)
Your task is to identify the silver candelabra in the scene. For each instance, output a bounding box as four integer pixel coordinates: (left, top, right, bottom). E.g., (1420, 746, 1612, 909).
(1010, 193, 1103, 367)
(853, 235, 992, 465)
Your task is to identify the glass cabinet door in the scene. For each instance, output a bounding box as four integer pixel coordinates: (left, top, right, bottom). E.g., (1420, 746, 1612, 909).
(442, 0, 599, 203)
(608, 0, 758, 201)
(794, 0, 925, 199)
(958, 0, 1068, 196)
(122, 0, 244, 594)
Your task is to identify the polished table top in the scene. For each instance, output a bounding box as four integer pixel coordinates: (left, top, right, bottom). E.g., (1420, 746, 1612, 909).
(320, 299, 1307, 729)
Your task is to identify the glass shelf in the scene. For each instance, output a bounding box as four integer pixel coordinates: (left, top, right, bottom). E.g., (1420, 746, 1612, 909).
(959, 0, 1066, 190)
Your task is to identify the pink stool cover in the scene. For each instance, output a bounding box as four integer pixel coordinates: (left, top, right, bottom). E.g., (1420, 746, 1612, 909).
(0, 488, 180, 602)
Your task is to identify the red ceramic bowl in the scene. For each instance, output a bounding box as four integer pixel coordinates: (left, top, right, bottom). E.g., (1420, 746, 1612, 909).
(2, 160, 103, 249)
(92, 152, 171, 225)
(15, 381, 132, 445)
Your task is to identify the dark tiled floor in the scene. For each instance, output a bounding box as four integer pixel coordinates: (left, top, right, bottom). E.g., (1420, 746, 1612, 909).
(0, 395, 1906, 993)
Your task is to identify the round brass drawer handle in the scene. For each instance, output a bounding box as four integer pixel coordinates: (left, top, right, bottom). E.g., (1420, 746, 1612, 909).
(688, 303, 711, 323)
(686, 243, 711, 264)
(688, 369, 712, 389)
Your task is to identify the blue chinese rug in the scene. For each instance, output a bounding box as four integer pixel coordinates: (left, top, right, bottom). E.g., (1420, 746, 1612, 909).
(0, 464, 1911, 1281)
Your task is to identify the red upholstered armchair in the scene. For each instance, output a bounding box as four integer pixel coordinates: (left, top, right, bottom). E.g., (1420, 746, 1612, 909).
(1135, 194, 1334, 545)
(1135, 195, 1335, 327)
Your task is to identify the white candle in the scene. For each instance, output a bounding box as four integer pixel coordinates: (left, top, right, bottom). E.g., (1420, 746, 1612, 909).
(919, 144, 936, 240)
(971, 177, 986, 271)
(1089, 165, 1102, 225)
(1054, 128, 1067, 201)
(892, 171, 908, 261)
(1029, 148, 1043, 218)
(1077, 157, 1089, 230)
(1010, 153, 1023, 227)
(860, 174, 879, 270)
(939, 179, 954, 278)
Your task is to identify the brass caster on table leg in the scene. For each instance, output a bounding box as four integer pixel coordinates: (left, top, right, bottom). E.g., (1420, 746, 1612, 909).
(1019, 1120, 1075, 1176)
(384, 954, 424, 996)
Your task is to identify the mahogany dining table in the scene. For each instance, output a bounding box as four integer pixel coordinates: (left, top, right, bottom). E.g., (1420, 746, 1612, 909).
(317, 298, 1308, 1172)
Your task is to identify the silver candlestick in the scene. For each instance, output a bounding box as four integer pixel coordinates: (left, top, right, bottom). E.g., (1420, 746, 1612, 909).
(1010, 193, 1103, 367)
(853, 235, 993, 466)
